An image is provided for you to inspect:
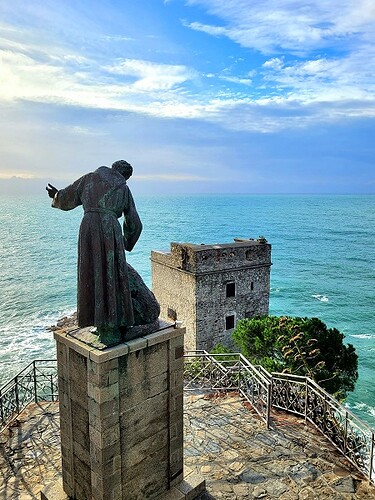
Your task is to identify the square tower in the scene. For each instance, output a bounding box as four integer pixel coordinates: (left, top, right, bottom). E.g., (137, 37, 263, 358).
(151, 238, 271, 351)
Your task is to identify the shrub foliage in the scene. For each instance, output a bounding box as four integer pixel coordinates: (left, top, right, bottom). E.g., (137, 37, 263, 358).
(232, 316, 358, 400)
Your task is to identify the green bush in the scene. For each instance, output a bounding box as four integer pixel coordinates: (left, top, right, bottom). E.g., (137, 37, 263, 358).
(232, 316, 358, 400)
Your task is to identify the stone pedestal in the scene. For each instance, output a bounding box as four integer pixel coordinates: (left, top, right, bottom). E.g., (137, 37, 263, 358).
(51, 324, 205, 500)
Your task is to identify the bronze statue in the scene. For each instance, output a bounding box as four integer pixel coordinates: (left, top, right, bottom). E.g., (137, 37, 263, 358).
(46, 160, 159, 345)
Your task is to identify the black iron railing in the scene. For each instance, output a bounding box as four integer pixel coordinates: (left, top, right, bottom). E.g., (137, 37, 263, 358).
(0, 359, 58, 431)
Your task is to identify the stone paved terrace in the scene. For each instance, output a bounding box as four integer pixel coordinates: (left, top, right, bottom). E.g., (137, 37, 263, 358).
(1, 393, 375, 499)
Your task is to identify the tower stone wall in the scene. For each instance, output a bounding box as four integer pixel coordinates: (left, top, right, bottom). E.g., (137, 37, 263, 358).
(151, 238, 272, 351)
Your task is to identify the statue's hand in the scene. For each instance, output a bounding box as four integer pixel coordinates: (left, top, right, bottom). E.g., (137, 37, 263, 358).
(46, 183, 58, 198)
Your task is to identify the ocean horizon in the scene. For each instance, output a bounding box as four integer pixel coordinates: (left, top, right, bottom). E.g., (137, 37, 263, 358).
(0, 193, 374, 426)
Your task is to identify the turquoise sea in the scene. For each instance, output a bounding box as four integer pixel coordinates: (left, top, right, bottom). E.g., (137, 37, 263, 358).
(0, 194, 374, 426)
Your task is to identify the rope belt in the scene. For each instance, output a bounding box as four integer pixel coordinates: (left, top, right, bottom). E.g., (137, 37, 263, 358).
(84, 207, 119, 218)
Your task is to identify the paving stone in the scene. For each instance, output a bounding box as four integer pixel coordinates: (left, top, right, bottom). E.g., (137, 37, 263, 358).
(253, 485, 267, 498)
(288, 463, 319, 482)
(232, 482, 249, 496)
(264, 479, 289, 497)
(200, 465, 212, 474)
(240, 468, 267, 484)
(332, 476, 356, 493)
(279, 492, 299, 500)
(210, 480, 234, 493)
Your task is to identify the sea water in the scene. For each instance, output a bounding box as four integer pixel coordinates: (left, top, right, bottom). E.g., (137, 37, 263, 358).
(0, 194, 374, 426)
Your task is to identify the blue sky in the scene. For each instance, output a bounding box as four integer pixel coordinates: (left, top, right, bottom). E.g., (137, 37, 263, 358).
(0, 0, 374, 194)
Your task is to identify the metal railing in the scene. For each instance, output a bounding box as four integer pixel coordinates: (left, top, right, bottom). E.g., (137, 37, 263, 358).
(184, 350, 271, 427)
(270, 371, 375, 483)
(0, 359, 58, 432)
(184, 351, 375, 484)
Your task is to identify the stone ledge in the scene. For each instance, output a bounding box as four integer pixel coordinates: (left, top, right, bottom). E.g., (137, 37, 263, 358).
(54, 322, 183, 364)
(173, 471, 206, 500)
(40, 481, 67, 500)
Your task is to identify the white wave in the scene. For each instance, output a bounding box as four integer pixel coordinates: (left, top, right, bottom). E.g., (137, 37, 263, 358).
(0, 306, 76, 331)
(312, 294, 329, 302)
(350, 333, 374, 339)
(0, 306, 73, 385)
(346, 401, 375, 420)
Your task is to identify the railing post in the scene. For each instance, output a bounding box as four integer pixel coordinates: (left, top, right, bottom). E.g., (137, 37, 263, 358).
(323, 393, 327, 431)
(50, 373, 55, 401)
(305, 379, 308, 422)
(0, 389, 4, 427)
(266, 378, 272, 429)
(14, 376, 19, 415)
(370, 432, 374, 483)
(33, 360, 38, 403)
(238, 357, 242, 393)
(343, 411, 348, 454)
(209, 356, 213, 391)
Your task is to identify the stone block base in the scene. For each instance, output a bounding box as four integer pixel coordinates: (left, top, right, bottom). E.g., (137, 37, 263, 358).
(50, 323, 204, 500)
(41, 471, 205, 500)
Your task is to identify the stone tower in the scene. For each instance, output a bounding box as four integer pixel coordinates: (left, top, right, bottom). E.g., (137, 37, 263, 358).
(151, 238, 272, 351)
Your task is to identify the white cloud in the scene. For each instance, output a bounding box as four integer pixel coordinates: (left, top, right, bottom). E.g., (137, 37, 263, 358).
(69, 126, 106, 137)
(185, 0, 375, 54)
(1, 3, 375, 137)
(261, 47, 375, 103)
(263, 58, 284, 71)
(0, 48, 197, 111)
(1, 41, 375, 135)
(184, 21, 228, 37)
(101, 35, 135, 42)
(105, 59, 197, 91)
(220, 75, 252, 86)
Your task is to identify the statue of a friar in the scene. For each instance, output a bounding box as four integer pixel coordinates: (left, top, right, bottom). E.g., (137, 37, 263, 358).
(46, 160, 159, 345)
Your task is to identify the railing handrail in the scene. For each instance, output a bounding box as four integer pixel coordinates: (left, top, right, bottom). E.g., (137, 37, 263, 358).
(239, 354, 270, 386)
(255, 364, 272, 381)
(3, 354, 373, 433)
(184, 349, 239, 375)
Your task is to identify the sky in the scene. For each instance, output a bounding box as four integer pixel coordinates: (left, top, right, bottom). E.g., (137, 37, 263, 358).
(0, 0, 374, 194)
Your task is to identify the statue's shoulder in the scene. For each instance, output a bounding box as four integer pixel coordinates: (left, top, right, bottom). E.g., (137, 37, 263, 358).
(95, 166, 110, 175)
(92, 166, 112, 181)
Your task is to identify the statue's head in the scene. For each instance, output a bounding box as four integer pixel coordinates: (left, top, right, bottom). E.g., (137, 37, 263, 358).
(112, 160, 133, 180)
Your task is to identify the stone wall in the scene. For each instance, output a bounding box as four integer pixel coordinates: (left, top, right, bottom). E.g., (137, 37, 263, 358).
(196, 264, 270, 350)
(55, 325, 185, 500)
(151, 257, 197, 350)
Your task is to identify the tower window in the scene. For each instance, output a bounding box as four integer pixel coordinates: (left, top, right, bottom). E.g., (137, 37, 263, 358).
(251, 282, 254, 291)
(226, 282, 236, 298)
(225, 314, 235, 330)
